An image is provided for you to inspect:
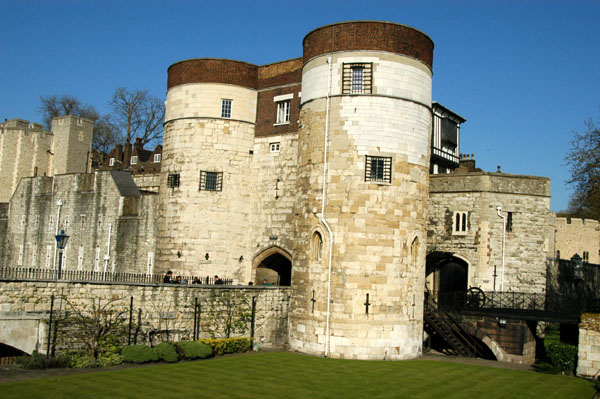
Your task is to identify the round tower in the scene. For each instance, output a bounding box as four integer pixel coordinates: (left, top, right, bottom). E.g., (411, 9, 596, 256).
(158, 59, 258, 281)
(290, 21, 434, 360)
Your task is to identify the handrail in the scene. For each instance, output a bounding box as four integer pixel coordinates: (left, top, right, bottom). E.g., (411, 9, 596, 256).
(0, 267, 233, 286)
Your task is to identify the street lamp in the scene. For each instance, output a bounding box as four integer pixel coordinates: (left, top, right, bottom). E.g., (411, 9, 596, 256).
(55, 229, 69, 279)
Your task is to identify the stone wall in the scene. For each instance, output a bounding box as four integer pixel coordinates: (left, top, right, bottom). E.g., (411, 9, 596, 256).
(577, 313, 600, 378)
(0, 280, 290, 354)
(556, 217, 600, 264)
(428, 172, 552, 293)
(0, 171, 157, 275)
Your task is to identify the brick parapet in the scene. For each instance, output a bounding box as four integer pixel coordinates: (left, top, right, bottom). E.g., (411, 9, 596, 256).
(167, 58, 259, 90)
(302, 21, 434, 69)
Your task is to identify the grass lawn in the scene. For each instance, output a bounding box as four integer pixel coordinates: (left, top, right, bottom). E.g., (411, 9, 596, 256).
(0, 352, 594, 399)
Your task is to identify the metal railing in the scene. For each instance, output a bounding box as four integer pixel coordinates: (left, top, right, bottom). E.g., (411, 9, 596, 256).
(0, 267, 233, 286)
(434, 290, 599, 317)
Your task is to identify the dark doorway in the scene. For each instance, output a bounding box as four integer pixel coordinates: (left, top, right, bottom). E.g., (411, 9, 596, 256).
(439, 261, 468, 293)
(426, 252, 469, 308)
(255, 252, 292, 286)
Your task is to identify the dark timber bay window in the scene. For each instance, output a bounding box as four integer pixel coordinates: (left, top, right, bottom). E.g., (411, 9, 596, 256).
(365, 155, 391, 183)
(200, 171, 223, 191)
(343, 63, 373, 94)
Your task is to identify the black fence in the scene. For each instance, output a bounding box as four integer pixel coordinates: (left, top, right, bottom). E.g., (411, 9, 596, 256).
(433, 289, 600, 319)
(0, 267, 233, 286)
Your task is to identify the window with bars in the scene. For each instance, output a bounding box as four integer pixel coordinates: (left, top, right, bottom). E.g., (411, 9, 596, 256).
(506, 212, 513, 232)
(342, 63, 373, 94)
(130, 156, 138, 165)
(167, 173, 180, 188)
(365, 155, 391, 183)
(221, 99, 232, 118)
(200, 171, 223, 191)
(276, 100, 291, 124)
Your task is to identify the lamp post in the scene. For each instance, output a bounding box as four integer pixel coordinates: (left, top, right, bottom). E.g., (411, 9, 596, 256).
(55, 229, 69, 279)
(572, 253, 583, 280)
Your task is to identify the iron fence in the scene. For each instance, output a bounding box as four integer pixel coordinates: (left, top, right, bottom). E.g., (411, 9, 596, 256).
(434, 290, 599, 317)
(0, 267, 233, 286)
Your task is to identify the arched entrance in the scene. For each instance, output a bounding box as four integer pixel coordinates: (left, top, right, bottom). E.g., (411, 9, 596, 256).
(426, 251, 469, 308)
(253, 246, 292, 286)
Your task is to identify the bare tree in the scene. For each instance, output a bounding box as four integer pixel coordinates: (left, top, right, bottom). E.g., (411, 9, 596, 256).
(109, 87, 165, 147)
(564, 114, 600, 220)
(92, 115, 120, 154)
(38, 94, 99, 130)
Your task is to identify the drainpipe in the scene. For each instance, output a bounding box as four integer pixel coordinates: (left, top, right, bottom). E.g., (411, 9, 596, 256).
(322, 56, 334, 358)
(496, 206, 506, 291)
(53, 199, 63, 270)
(103, 223, 112, 278)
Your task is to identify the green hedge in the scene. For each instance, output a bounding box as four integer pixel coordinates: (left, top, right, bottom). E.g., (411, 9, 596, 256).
(197, 338, 251, 356)
(154, 342, 179, 363)
(122, 345, 159, 364)
(176, 341, 213, 360)
(16, 351, 70, 370)
(546, 342, 578, 375)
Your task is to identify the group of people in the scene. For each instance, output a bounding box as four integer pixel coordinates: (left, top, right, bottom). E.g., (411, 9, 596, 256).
(162, 271, 224, 285)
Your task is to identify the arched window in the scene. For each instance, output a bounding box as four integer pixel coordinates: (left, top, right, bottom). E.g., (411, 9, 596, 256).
(313, 232, 323, 262)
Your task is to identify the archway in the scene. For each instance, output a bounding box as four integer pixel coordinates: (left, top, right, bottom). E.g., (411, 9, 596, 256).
(426, 251, 469, 308)
(253, 246, 292, 286)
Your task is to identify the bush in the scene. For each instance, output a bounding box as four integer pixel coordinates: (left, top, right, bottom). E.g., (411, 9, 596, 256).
(16, 351, 70, 370)
(154, 342, 179, 363)
(122, 345, 159, 364)
(546, 342, 578, 375)
(197, 338, 251, 356)
(177, 341, 213, 360)
(97, 352, 124, 367)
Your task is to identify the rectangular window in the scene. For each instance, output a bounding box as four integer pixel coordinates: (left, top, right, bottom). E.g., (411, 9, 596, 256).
(167, 173, 180, 188)
(221, 99, 232, 118)
(94, 247, 101, 272)
(342, 63, 373, 94)
(270, 142, 280, 153)
(154, 154, 161, 163)
(365, 155, 392, 183)
(506, 212, 513, 232)
(276, 100, 291, 124)
(200, 171, 223, 191)
(109, 158, 115, 167)
(77, 246, 84, 271)
(130, 156, 138, 165)
(46, 245, 52, 268)
(453, 211, 468, 235)
(147, 252, 154, 275)
(583, 251, 589, 263)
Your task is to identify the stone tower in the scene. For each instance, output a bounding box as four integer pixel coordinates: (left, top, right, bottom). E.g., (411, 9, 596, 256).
(289, 21, 434, 360)
(50, 115, 93, 176)
(158, 59, 258, 280)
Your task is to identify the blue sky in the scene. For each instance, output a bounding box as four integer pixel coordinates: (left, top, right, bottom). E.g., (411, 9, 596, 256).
(1, 0, 599, 212)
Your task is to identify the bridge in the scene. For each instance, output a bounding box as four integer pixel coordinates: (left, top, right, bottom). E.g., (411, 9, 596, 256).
(424, 288, 599, 363)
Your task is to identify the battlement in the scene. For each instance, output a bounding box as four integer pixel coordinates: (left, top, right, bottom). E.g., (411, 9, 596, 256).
(1, 118, 45, 131)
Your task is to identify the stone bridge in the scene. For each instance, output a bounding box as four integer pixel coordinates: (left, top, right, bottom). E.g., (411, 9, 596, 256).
(0, 280, 290, 356)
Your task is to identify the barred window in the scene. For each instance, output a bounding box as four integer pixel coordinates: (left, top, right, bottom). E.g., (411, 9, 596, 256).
(200, 171, 223, 192)
(506, 212, 513, 232)
(167, 173, 180, 188)
(365, 155, 391, 183)
(154, 154, 161, 163)
(276, 100, 291, 124)
(343, 63, 373, 94)
(221, 99, 232, 118)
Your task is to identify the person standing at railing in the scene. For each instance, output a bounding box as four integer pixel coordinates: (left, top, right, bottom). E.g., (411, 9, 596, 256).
(163, 271, 174, 283)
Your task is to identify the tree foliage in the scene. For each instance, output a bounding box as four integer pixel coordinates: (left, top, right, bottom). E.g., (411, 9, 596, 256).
(109, 87, 165, 147)
(564, 116, 600, 220)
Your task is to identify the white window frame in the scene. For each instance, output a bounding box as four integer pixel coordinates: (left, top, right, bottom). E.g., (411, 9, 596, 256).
(154, 154, 161, 163)
(109, 158, 115, 167)
(270, 142, 280, 153)
(276, 100, 291, 125)
(130, 156, 138, 165)
(221, 99, 232, 118)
